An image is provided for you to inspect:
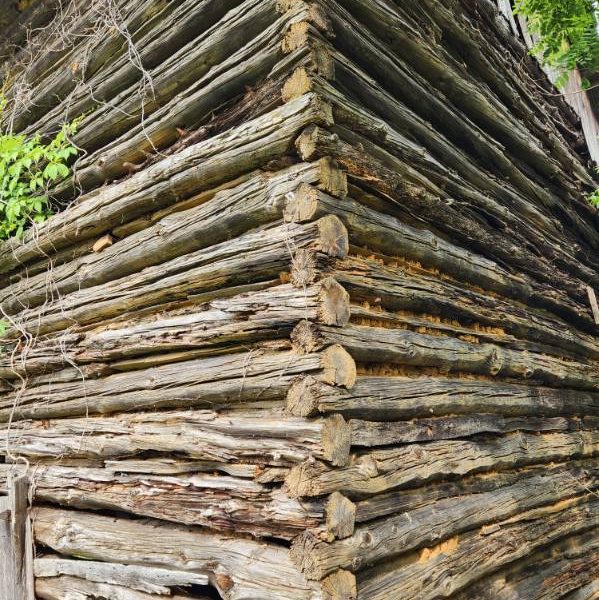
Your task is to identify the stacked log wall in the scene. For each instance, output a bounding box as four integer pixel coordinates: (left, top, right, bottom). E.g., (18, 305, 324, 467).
(0, 0, 597, 598)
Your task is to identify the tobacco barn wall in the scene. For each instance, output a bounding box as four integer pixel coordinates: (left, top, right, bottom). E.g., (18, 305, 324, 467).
(0, 1, 598, 599)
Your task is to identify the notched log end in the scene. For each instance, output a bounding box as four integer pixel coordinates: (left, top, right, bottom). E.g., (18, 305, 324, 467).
(316, 215, 348, 258)
(318, 277, 350, 326)
(285, 459, 326, 498)
(284, 182, 320, 223)
(318, 157, 347, 198)
(296, 124, 324, 161)
(292, 320, 325, 353)
(322, 344, 356, 388)
(287, 376, 323, 417)
(323, 569, 357, 600)
(282, 21, 310, 54)
(291, 248, 318, 287)
(325, 492, 356, 540)
(290, 530, 327, 580)
(283, 68, 313, 103)
(322, 414, 351, 466)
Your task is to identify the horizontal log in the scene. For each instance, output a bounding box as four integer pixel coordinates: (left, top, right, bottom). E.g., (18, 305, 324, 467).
(335, 0, 592, 190)
(34, 556, 209, 594)
(1, 464, 323, 539)
(1, 162, 329, 314)
(9, 0, 180, 132)
(316, 0, 598, 239)
(563, 580, 599, 600)
(330, 254, 599, 362)
(10, 216, 347, 335)
(285, 430, 599, 498)
(56, 2, 329, 194)
(357, 496, 599, 600)
(352, 459, 599, 525)
(291, 462, 599, 578)
(0, 345, 355, 422)
(0, 278, 350, 378)
(288, 67, 599, 289)
(32, 507, 321, 600)
(0, 408, 351, 467)
(450, 527, 599, 600)
(35, 575, 209, 600)
(349, 414, 570, 446)
(21, 0, 275, 140)
(295, 124, 597, 326)
(291, 322, 599, 390)
(285, 183, 534, 303)
(0, 92, 333, 276)
(287, 375, 599, 420)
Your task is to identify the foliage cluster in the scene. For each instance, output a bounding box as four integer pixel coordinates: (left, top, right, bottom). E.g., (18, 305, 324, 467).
(514, 0, 599, 87)
(0, 99, 78, 240)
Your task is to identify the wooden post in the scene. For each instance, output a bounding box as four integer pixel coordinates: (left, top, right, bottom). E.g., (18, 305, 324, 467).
(0, 474, 34, 600)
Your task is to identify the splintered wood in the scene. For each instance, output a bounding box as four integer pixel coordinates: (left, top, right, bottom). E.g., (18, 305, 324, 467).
(0, 0, 598, 598)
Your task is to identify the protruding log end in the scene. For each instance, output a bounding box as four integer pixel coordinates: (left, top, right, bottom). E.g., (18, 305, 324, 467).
(319, 277, 350, 326)
(282, 21, 310, 53)
(296, 124, 324, 161)
(322, 414, 351, 466)
(317, 215, 348, 258)
(326, 492, 356, 539)
(292, 320, 325, 354)
(323, 569, 357, 600)
(285, 460, 327, 498)
(322, 344, 356, 388)
(278, 3, 331, 34)
(287, 376, 322, 417)
(284, 183, 320, 223)
(283, 67, 313, 102)
(319, 158, 347, 198)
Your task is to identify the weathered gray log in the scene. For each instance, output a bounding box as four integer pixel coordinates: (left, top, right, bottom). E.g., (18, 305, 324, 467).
(357, 496, 599, 600)
(315, 0, 598, 235)
(0, 409, 351, 467)
(285, 430, 599, 498)
(7, 0, 170, 131)
(348, 414, 570, 446)
(332, 0, 593, 190)
(291, 322, 599, 390)
(450, 527, 599, 600)
(295, 124, 598, 325)
(35, 556, 210, 595)
(285, 183, 539, 303)
(1, 163, 332, 314)
(287, 375, 599, 420)
(0, 93, 333, 276)
(291, 462, 599, 578)
(318, 25, 592, 226)
(287, 67, 599, 288)
(0, 345, 355, 422)
(0, 278, 349, 379)
(563, 580, 599, 600)
(0, 465, 323, 540)
(9, 215, 347, 336)
(35, 575, 210, 600)
(352, 460, 599, 525)
(329, 254, 599, 361)
(32, 507, 322, 600)
(53, 2, 331, 194)
(16, 0, 255, 136)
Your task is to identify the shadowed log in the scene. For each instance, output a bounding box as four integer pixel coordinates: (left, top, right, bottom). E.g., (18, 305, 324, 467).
(285, 430, 599, 498)
(357, 497, 599, 600)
